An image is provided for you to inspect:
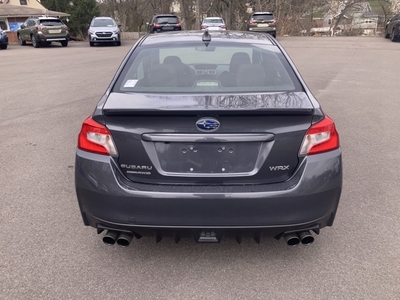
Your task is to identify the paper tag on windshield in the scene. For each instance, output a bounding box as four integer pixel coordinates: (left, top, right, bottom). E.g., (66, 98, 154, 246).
(124, 79, 138, 87)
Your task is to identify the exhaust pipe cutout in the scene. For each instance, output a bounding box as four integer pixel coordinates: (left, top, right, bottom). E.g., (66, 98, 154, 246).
(117, 232, 133, 247)
(102, 230, 120, 245)
(298, 230, 314, 245)
(284, 232, 300, 246)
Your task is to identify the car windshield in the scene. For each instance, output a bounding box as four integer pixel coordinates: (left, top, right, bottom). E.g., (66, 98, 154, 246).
(204, 18, 224, 24)
(114, 42, 303, 94)
(155, 17, 178, 24)
(39, 19, 63, 26)
(253, 14, 274, 21)
(91, 19, 116, 27)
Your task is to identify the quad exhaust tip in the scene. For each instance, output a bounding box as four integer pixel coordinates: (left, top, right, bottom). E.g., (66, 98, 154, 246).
(284, 230, 315, 246)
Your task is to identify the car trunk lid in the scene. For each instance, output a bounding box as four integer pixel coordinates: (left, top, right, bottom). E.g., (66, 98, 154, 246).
(103, 92, 314, 185)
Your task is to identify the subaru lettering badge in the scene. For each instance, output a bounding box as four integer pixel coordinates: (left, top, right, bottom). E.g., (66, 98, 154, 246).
(196, 118, 220, 132)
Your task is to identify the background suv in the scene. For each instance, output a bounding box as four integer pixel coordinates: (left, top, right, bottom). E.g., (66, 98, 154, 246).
(246, 12, 276, 38)
(384, 13, 400, 42)
(147, 14, 182, 33)
(17, 17, 69, 48)
(88, 17, 121, 47)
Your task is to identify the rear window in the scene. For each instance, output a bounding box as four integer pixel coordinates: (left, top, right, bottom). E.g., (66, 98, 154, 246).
(252, 14, 274, 21)
(203, 18, 224, 24)
(114, 42, 303, 94)
(155, 17, 179, 24)
(39, 19, 63, 26)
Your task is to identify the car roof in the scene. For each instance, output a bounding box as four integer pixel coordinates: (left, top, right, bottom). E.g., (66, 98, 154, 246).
(92, 17, 114, 20)
(140, 30, 274, 46)
(154, 14, 177, 17)
(252, 12, 274, 15)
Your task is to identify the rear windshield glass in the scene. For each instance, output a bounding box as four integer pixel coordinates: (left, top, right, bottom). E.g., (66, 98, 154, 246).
(113, 42, 303, 94)
(155, 17, 179, 24)
(91, 18, 116, 27)
(203, 18, 224, 24)
(39, 19, 64, 26)
(252, 14, 274, 21)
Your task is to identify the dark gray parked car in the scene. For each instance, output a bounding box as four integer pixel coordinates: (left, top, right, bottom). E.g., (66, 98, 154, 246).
(0, 29, 8, 49)
(384, 13, 400, 42)
(75, 31, 342, 247)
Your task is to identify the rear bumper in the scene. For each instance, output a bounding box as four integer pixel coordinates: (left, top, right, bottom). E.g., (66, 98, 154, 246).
(37, 33, 69, 42)
(75, 149, 342, 237)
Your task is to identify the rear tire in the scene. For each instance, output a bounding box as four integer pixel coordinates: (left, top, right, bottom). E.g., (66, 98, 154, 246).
(61, 40, 68, 47)
(116, 41, 121, 46)
(384, 29, 390, 39)
(90, 42, 94, 47)
(31, 35, 39, 48)
(0, 44, 7, 49)
(19, 35, 26, 46)
(391, 30, 398, 42)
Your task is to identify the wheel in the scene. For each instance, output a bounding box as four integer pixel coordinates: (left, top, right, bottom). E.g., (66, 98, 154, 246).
(19, 35, 26, 46)
(31, 35, 39, 48)
(60, 40, 68, 47)
(391, 30, 398, 42)
(384, 29, 390, 38)
(90, 42, 94, 47)
(46, 41, 52, 46)
(116, 41, 121, 46)
(0, 44, 7, 50)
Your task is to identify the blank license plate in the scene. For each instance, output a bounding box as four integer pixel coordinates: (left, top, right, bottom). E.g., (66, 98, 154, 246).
(49, 29, 61, 33)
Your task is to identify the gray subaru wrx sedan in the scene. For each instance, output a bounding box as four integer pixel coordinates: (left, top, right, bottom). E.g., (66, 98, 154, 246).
(75, 31, 342, 247)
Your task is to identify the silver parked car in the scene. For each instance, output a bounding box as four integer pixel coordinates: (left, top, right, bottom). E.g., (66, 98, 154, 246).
(88, 17, 121, 47)
(75, 31, 342, 247)
(201, 17, 227, 30)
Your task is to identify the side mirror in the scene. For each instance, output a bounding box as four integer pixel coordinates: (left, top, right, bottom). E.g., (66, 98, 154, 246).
(86, 24, 90, 29)
(20, 24, 26, 29)
(118, 24, 121, 28)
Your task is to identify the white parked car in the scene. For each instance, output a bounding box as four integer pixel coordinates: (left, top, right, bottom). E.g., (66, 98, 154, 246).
(201, 17, 226, 31)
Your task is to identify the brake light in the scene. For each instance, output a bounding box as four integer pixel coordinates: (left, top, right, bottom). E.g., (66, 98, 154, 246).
(270, 19, 276, 25)
(78, 116, 118, 156)
(36, 26, 43, 31)
(175, 22, 181, 27)
(220, 24, 226, 29)
(299, 116, 339, 156)
(249, 20, 256, 25)
(153, 23, 160, 28)
(201, 25, 207, 29)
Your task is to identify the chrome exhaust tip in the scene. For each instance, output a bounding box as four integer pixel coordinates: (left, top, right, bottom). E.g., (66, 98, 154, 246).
(116, 232, 133, 247)
(102, 230, 120, 245)
(284, 232, 300, 246)
(298, 230, 314, 245)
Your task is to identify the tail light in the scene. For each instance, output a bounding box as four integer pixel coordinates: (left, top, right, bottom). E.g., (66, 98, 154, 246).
(35, 26, 43, 31)
(220, 24, 226, 29)
(270, 19, 276, 25)
(201, 25, 207, 29)
(249, 20, 256, 25)
(78, 116, 118, 156)
(299, 116, 339, 156)
(153, 23, 160, 28)
(175, 22, 181, 27)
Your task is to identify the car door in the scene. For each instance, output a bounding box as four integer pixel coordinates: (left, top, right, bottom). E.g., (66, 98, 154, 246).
(19, 20, 29, 40)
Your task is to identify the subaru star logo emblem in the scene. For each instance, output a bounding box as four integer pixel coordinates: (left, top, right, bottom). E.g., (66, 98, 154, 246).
(196, 118, 220, 132)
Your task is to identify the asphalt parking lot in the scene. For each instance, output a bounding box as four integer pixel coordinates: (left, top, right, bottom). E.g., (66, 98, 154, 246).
(2, 36, 400, 299)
